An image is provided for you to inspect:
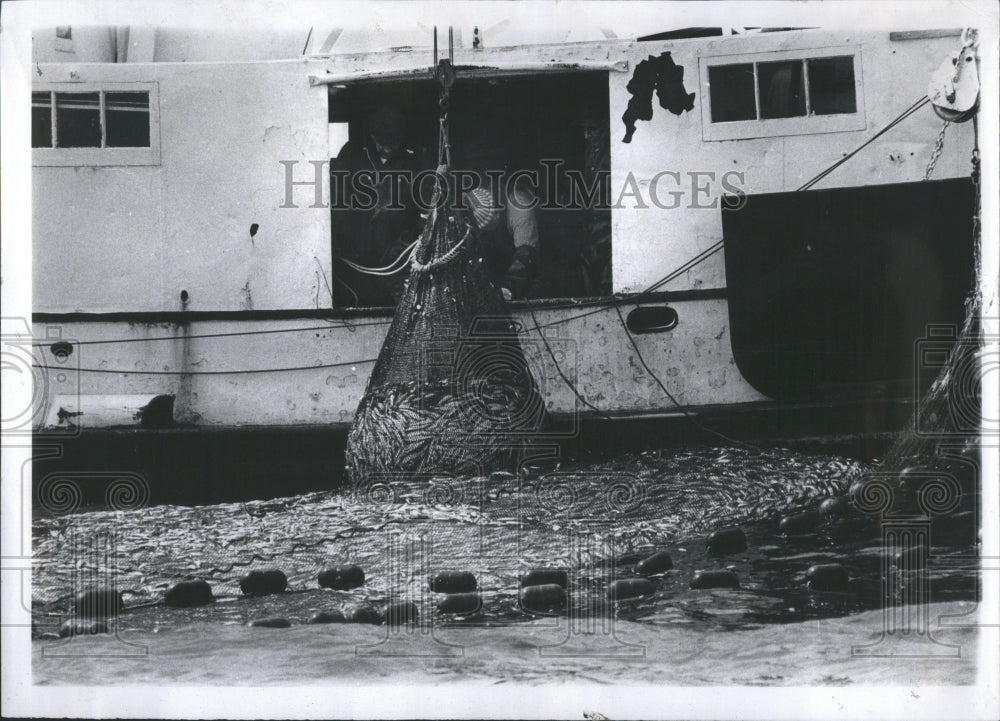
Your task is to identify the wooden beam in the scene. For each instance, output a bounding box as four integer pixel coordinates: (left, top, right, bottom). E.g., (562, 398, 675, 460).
(309, 59, 628, 85)
(889, 29, 962, 42)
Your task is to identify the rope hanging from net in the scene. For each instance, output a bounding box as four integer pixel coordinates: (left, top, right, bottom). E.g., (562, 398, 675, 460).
(346, 28, 548, 486)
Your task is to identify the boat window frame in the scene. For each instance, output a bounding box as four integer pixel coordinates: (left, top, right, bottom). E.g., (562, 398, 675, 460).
(32, 81, 161, 167)
(325, 66, 616, 309)
(698, 45, 866, 141)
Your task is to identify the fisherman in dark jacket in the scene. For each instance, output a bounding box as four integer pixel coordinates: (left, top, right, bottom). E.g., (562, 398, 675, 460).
(330, 107, 427, 306)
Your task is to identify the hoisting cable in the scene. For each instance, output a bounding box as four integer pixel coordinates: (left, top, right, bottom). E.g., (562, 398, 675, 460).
(534, 87, 943, 442)
(612, 304, 758, 449)
(797, 95, 930, 191)
(529, 239, 725, 332)
(339, 239, 420, 276)
(526, 304, 616, 421)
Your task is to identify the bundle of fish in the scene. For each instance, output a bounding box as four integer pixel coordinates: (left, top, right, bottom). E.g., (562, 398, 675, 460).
(346, 200, 548, 486)
(347, 374, 545, 483)
(346, 48, 549, 485)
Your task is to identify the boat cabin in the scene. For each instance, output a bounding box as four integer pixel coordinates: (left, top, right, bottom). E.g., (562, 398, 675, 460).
(28, 25, 980, 431)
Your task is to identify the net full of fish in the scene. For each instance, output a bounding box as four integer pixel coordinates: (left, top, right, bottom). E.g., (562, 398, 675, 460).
(347, 372, 546, 483)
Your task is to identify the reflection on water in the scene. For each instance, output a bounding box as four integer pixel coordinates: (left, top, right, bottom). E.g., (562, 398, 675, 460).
(32, 444, 979, 634)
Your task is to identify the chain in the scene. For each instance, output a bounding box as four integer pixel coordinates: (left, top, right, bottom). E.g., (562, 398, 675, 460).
(924, 119, 950, 180)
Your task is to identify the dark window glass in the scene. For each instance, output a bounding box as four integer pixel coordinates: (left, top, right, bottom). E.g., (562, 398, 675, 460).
(758, 60, 806, 119)
(105, 92, 150, 147)
(55, 92, 100, 147)
(708, 64, 756, 122)
(32, 91, 52, 148)
(808, 56, 857, 115)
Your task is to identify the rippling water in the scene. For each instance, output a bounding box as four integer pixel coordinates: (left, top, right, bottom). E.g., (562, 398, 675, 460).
(32, 442, 980, 639)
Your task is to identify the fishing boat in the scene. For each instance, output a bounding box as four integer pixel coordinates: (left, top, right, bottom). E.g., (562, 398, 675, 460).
(23, 23, 983, 500)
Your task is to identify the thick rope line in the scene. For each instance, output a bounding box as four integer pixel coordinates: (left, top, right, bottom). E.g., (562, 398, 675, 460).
(340, 239, 419, 276)
(612, 304, 758, 450)
(527, 305, 615, 421)
(797, 95, 930, 191)
(35, 357, 377, 376)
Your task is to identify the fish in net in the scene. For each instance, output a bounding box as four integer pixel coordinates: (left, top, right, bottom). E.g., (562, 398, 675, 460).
(346, 54, 548, 486)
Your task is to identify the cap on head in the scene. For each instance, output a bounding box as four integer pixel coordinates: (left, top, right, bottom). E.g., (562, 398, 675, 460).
(467, 187, 501, 231)
(576, 102, 605, 131)
(369, 106, 407, 147)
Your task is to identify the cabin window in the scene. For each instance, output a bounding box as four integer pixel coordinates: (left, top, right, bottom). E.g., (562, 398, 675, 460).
(32, 83, 160, 166)
(327, 72, 611, 308)
(700, 47, 864, 141)
(707, 64, 756, 122)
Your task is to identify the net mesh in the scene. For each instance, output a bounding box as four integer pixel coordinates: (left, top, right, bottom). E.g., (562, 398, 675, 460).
(864, 117, 983, 513)
(346, 58, 548, 485)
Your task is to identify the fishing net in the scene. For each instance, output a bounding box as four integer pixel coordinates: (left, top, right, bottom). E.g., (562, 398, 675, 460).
(863, 114, 984, 514)
(346, 57, 548, 485)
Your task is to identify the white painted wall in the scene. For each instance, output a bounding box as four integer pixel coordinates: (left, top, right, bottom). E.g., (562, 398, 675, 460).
(34, 33, 972, 311)
(33, 59, 331, 312)
(610, 30, 974, 293)
(29, 32, 978, 426)
(33, 297, 763, 429)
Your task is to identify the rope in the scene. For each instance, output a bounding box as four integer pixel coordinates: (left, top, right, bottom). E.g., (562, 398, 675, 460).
(330, 265, 360, 306)
(340, 239, 419, 276)
(519, 238, 727, 425)
(35, 357, 376, 376)
(526, 305, 616, 421)
(529, 241, 725, 332)
(797, 95, 930, 192)
(612, 304, 758, 450)
(410, 224, 471, 273)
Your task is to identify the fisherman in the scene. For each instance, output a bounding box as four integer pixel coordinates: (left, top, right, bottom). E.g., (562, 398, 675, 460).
(465, 171, 541, 300)
(330, 106, 427, 306)
(577, 103, 612, 296)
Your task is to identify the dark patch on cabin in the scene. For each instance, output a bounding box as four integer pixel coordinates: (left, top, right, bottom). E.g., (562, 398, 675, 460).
(622, 52, 695, 143)
(723, 178, 975, 403)
(56, 407, 84, 425)
(136, 395, 176, 429)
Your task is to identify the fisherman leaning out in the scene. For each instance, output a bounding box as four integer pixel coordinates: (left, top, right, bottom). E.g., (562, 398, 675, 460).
(330, 106, 540, 306)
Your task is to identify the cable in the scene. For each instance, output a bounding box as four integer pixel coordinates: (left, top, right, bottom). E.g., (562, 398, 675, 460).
(340, 238, 420, 275)
(330, 264, 360, 306)
(528, 240, 725, 332)
(526, 305, 615, 421)
(612, 304, 758, 450)
(797, 95, 930, 192)
(35, 357, 376, 376)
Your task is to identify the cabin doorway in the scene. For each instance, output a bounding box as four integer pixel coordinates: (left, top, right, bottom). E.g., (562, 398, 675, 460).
(327, 71, 611, 308)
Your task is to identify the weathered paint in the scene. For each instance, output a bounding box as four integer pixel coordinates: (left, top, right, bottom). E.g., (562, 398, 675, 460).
(33, 59, 330, 313)
(41, 393, 170, 429)
(610, 30, 974, 294)
(30, 30, 976, 428)
(33, 298, 763, 429)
